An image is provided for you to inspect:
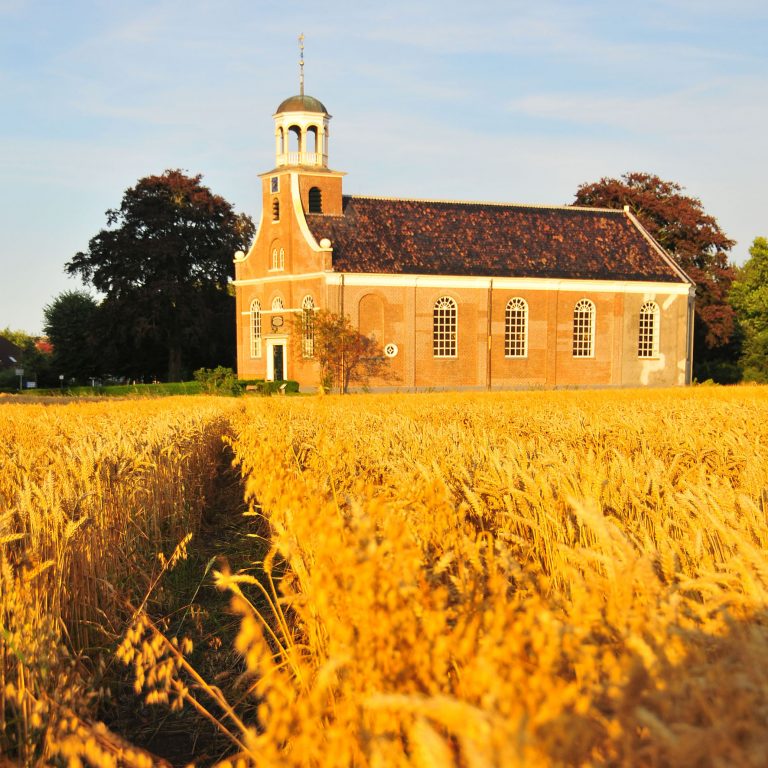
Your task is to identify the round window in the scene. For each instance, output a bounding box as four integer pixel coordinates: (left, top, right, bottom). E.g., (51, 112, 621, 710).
(384, 343, 398, 358)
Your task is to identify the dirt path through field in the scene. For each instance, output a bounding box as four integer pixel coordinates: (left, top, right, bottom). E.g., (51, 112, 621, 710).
(100, 440, 268, 766)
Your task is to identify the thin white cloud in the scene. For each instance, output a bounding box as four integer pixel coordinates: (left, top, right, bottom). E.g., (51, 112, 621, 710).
(508, 76, 768, 141)
(0, 0, 26, 13)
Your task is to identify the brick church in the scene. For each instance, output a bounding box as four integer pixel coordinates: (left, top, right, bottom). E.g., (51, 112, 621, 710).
(233, 80, 695, 390)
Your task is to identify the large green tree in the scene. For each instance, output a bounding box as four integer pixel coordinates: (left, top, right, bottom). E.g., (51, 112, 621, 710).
(67, 170, 254, 381)
(42, 290, 100, 383)
(730, 237, 768, 382)
(573, 172, 739, 381)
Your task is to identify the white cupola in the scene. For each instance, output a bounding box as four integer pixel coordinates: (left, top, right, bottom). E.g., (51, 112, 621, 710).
(273, 94, 330, 169)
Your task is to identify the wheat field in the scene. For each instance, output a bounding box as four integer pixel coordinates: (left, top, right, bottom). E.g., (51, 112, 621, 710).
(3, 388, 768, 766)
(0, 397, 240, 765)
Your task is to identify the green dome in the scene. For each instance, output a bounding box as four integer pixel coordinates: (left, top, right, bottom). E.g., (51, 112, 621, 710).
(276, 94, 328, 114)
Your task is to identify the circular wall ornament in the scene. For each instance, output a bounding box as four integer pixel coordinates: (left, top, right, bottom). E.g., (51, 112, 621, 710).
(384, 343, 398, 358)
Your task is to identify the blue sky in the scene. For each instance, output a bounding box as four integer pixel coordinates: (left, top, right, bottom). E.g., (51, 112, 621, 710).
(1, 0, 766, 334)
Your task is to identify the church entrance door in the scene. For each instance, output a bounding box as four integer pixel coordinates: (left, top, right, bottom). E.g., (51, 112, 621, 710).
(266, 339, 287, 381)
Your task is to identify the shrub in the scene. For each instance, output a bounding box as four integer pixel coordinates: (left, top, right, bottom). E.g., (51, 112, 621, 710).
(193, 366, 243, 396)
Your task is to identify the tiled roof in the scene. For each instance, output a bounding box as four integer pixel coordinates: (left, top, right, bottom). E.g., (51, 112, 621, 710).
(305, 196, 689, 283)
(0, 336, 22, 369)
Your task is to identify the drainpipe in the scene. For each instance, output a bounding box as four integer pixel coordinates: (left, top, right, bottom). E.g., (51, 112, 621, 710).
(412, 279, 418, 389)
(486, 278, 493, 391)
(340, 274, 345, 393)
(686, 287, 695, 385)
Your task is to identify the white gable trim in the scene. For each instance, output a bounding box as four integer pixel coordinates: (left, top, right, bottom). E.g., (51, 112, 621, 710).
(233, 205, 264, 265)
(291, 173, 325, 252)
(623, 210, 694, 285)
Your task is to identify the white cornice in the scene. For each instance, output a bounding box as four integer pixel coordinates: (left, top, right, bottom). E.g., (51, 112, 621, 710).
(259, 168, 346, 179)
(324, 272, 692, 295)
(233, 271, 330, 287)
(235, 271, 691, 295)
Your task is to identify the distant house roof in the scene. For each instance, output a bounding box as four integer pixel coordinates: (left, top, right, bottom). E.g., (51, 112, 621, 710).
(0, 336, 22, 369)
(305, 196, 691, 284)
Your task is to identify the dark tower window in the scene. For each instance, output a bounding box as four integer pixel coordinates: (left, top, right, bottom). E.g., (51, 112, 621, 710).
(272, 198, 280, 221)
(308, 187, 323, 213)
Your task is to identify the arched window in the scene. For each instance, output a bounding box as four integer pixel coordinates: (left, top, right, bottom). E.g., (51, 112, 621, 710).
(308, 186, 323, 213)
(272, 296, 284, 311)
(271, 247, 285, 271)
(301, 295, 315, 358)
(433, 296, 457, 358)
(638, 301, 660, 358)
(272, 198, 280, 221)
(572, 299, 595, 358)
(250, 299, 262, 358)
(504, 297, 528, 358)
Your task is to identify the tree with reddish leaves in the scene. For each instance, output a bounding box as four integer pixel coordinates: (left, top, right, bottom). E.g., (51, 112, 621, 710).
(68, 170, 254, 381)
(304, 310, 389, 393)
(573, 172, 739, 381)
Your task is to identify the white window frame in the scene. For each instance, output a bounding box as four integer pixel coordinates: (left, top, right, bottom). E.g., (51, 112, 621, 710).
(572, 299, 595, 358)
(638, 301, 660, 358)
(504, 297, 528, 358)
(250, 299, 262, 358)
(433, 296, 458, 358)
(266, 338, 288, 382)
(270, 247, 285, 272)
(301, 295, 315, 358)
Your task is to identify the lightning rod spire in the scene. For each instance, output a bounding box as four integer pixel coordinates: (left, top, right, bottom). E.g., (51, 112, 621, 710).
(299, 33, 305, 96)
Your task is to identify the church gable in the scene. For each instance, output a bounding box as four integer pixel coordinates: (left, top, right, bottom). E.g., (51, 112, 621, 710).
(305, 196, 689, 284)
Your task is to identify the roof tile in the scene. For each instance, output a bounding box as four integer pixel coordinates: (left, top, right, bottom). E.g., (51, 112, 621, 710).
(305, 196, 686, 283)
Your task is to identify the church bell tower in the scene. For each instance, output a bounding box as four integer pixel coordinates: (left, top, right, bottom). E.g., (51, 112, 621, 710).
(265, 34, 344, 217)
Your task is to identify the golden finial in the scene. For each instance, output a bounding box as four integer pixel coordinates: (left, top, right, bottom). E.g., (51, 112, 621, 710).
(299, 33, 305, 96)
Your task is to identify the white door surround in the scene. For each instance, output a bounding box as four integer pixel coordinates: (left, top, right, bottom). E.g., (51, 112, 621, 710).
(266, 337, 288, 381)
